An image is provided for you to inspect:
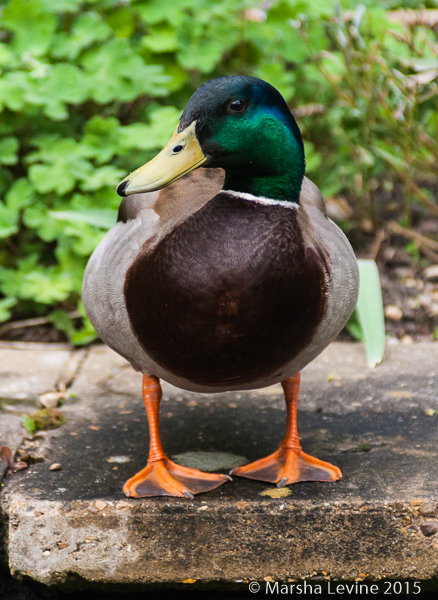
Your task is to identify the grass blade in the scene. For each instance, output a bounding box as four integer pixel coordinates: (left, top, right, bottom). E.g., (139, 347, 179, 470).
(355, 259, 385, 367)
(49, 209, 117, 230)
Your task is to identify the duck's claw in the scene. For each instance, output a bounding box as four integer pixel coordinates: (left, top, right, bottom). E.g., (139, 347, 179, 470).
(230, 446, 341, 485)
(123, 456, 230, 498)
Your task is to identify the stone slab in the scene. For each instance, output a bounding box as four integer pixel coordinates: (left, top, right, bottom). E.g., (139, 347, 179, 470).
(0, 347, 80, 482)
(0, 347, 74, 401)
(1, 343, 438, 590)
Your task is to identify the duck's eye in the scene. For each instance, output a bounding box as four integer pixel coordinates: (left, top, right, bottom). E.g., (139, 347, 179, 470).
(227, 99, 247, 114)
(172, 144, 184, 153)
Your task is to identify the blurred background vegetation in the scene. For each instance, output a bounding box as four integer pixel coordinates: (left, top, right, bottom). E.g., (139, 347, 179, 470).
(0, 0, 438, 345)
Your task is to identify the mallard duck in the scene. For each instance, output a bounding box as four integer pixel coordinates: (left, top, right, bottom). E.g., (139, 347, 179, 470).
(82, 76, 358, 499)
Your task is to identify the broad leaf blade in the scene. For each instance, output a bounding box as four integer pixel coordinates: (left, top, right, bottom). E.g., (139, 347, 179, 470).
(49, 209, 116, 230)
(356, 259, 385, 368)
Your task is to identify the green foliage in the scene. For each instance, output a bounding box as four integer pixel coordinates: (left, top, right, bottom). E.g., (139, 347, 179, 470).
(0, 0, 437, 344)
(22, 414, 37, 437)
(22, 408, 66, 436)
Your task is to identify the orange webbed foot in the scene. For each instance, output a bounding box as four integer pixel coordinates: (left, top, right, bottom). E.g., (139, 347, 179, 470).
(230, 445, 341, 486)
(123, 457, 231, 498)
(230, 373, 342, 487)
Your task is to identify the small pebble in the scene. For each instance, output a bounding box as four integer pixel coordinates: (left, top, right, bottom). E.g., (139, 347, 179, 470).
(50, 463, 62, 471)
(423, 265, 438, 281)
(384, 305, 403, 321)
(88, 506, 99, 515)
(95, 500, 107, 511)
(420, 521, 438, 537)
(405, 278, 417, 288)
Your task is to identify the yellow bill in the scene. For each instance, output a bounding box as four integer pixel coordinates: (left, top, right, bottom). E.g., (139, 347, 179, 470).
(117, 121, 207, 196)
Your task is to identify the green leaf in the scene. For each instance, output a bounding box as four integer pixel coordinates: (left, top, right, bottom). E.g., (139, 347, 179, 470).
(49, 209, 117, 230)
(0, 72, 28, 112)
(256, 62, 295, 102)
(50, 309, 76, 338)
(28, 137, 93, 194)
(345, 310, 364, 343)
(118, 106, 181, 151)
(3, 0, 56, 56)
(81, 39, 169, 103)
(52, 12, 111, 60)
(79, 165, 125, 192)
(5, 178, 35, 210)
(371, 146, 409, 171)
(142, 25, 179, 53)
(22, 414, 37, 437)
(0, 136, 19, 165)
(71, 300, 97, 346)
(0, 42, 18, 68)
(355, 259, 385, 368)
(0, 296, 17, 322)
(0, 202, 19, 238)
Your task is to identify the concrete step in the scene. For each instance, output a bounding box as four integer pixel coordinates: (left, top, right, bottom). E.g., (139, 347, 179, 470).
(1, 342, 438, 594)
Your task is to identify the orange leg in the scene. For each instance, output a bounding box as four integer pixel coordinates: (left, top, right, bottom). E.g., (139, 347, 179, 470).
(123, 375, 231, 498)
(230, 373, 342, 487)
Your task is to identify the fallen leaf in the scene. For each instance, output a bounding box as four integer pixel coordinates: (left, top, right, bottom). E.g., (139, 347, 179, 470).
(89, 426, 100, 431)
(260, 487, 291, 498)
(57, 542, 67, 549)
(39, 391, 65, 409)
(13, 462, 28, 472)
(183, 578, 197, 584)
(0, 446, 13, 469)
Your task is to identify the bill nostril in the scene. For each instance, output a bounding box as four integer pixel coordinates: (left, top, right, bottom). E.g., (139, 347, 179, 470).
(117, 180, 130, 197)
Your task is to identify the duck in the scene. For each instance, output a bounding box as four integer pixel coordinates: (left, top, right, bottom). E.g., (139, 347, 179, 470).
(82, 76, 359, 499)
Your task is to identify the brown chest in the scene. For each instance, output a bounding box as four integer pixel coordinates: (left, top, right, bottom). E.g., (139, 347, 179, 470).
(124, 194, 328, 388)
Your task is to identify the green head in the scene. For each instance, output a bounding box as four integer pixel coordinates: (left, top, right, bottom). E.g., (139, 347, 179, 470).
(117, 76, 305, 203)
(179, 76, 305, 202)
